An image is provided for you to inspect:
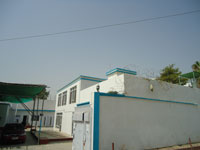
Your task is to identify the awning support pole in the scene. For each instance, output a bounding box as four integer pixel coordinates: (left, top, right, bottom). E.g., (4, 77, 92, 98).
(38, 99, 45, 144)
(31, 97, 36, 133)
(35, 98, 40, 130)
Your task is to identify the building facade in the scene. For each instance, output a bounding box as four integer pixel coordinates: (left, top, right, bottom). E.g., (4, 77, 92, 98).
(54, 75, 105, 135)
(55, 68, 200, 141)
(72, 68, 200, 150)
(15, 99, 56, 127)
(0, 100, 56, 128)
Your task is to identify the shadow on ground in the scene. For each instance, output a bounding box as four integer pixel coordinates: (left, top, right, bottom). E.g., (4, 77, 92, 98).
(0, 131, 37, 149)
(0, 128, 73, 150)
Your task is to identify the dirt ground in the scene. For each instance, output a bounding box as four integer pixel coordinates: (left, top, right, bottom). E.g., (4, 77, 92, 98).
(150, 142, 200, 150)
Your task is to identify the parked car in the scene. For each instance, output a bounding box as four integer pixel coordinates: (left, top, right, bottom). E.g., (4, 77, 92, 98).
(1, 123, 26, 144)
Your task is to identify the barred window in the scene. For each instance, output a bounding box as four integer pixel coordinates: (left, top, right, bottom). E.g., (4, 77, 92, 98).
(57, 94, 62, 106)
(62, 91, 67, 105)
(70, 86, 77, 104)
(56, 113, 62, 128)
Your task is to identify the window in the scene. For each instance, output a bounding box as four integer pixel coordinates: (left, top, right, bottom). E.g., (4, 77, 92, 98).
(49, 116, 52, 126)
(43, 116, 46, 126)
(62, 91, 67, 105)
(57, 94, 62, 106)
(56, 113, 62, 128)
(70, 86, 77, 104)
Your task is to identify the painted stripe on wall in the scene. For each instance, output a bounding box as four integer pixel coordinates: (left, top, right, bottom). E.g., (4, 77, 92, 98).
(98, 92, 198, 106)
(77, 101, 90, 107)
(17, 109, 55, 112)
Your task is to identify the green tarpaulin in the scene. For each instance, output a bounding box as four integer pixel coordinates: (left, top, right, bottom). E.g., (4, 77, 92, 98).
(180, 71, 200, 79)
(0, 82, 46, 103)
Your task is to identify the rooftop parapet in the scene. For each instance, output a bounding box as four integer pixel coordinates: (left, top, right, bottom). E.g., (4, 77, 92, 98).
(106, 68, 137, 78)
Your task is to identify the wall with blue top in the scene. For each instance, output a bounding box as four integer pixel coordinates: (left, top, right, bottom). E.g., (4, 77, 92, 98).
(93, 92, 200, 150)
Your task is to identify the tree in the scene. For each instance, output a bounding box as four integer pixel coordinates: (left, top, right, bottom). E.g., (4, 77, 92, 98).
(36, 88, 49, 100)
(157, 64, 188, 85)
(192, 61, 200, 72)
(192, 61, 200, 88)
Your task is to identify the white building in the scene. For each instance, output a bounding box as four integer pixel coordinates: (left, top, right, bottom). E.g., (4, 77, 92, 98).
(0, 102, 16, 128)
(54, 75, 105, 134)
(0, 100, 56, 128)
(15, 100, 56, 127)
(55, 68, 200, 150)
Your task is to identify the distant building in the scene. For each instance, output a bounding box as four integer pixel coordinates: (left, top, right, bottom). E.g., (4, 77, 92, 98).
(15, 100, 56, 127)
(0, 102, 15, 128)
(0, 100, 56, 128)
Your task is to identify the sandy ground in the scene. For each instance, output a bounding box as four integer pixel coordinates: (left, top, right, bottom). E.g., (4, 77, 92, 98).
(0, 142, 72, 150)
(0, 128, 72, 150)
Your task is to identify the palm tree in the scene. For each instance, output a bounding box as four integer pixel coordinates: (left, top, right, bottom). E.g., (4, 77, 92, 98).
(36, 88, 49, 100)
(192, 61, 200, 72)
(192, 61, 200, 88)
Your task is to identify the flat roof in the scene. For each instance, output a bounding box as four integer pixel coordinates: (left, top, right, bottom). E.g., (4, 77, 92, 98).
(57, 75, 106, 93)
(106, 68, 137, 76)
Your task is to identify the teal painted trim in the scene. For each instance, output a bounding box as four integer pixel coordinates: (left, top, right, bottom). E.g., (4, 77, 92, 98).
(99, 93, 125, 97)
(125, 96, 198, 106)
(77, 101, 90, 106)
(106, 68, 137, 76)
(80, 78, 105, 83)
(57, 75, 105, 93)
(57, 76, 80, 93)
(98, 92, 198, 106)
(80, 75, 106, 81)
(92, 92, 197, 149)
(93, 92, 100, 150)
(17, 109, 55, 112)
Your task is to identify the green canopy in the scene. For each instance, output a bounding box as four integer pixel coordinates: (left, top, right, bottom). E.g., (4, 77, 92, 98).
(180, 71, 200, 79)
(0, 82, 46, 103)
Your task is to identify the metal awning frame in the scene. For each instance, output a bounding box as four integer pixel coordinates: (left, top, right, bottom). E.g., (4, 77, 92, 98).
(0, 81, 47, 144)
(179, 71, 200, 86)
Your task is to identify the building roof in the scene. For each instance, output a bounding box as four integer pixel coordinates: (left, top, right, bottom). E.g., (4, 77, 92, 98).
(106, 68, 137, 76)
(57, 75, 106, 93)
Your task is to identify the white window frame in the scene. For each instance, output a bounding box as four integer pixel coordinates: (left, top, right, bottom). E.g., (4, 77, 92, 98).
(70, 86, 77, 104)
(62, 91, 67, 105)
(57, 94, 62, 106)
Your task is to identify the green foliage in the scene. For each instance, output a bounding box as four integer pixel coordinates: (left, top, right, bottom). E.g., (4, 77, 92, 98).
(108, 91, 119, 95)
(192, 61, 200, 88)
(192, 61, 200, 72)
(36, 88, 49, 100)
(157, 64, 188, 85)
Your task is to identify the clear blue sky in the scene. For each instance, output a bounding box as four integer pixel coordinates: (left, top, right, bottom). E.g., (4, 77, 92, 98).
(0, 0, 200, 98)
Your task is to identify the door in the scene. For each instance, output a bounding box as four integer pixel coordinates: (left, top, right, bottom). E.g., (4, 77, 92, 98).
(22, 115, 27, 127)
(72, 111, 90, 150)
(56, 113, 62, 131)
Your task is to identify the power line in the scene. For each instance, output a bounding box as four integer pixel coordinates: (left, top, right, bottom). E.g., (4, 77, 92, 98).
(0, 9, 200, 42)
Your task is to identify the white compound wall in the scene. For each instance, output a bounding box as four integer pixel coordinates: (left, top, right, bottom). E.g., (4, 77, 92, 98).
(95, 94, 200, 150)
